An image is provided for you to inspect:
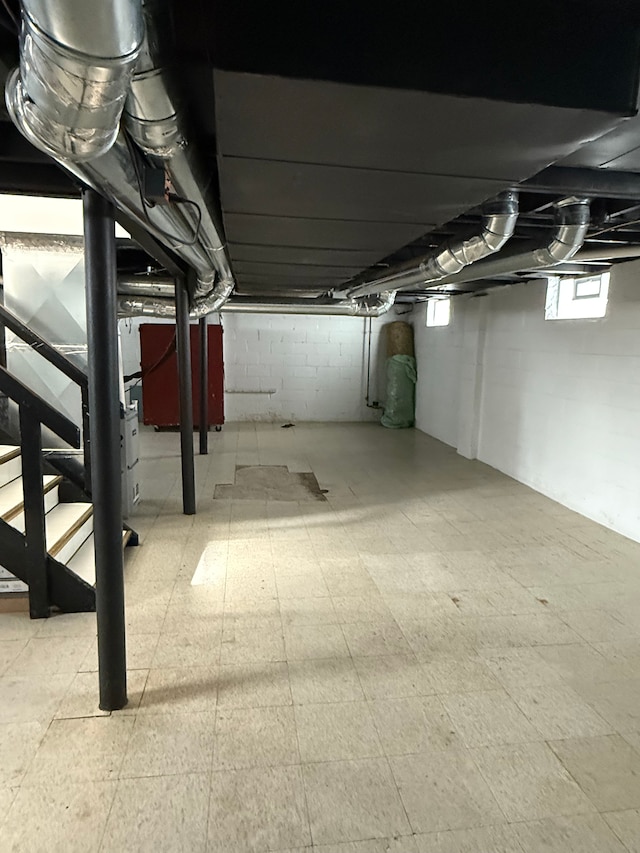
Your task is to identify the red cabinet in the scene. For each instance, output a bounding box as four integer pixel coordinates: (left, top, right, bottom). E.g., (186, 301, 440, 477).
(140, 323, 224, 428)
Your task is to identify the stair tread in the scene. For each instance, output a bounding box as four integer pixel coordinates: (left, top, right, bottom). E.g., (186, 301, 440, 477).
(66, 529, 131, 586)
(0, 474, 61, 521)
(46, 502, 93, 557)
(0, 446, 20, 465)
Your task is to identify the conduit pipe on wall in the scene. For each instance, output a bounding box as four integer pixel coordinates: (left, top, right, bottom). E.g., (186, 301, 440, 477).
(5, 0, 235, 310)
(347, 190, 519, 299)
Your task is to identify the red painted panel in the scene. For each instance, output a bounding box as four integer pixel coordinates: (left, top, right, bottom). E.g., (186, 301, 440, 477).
(140, 323, 224, 427)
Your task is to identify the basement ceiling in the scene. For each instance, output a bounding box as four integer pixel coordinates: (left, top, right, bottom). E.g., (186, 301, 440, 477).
(2, 1, 640, 297)
(214, 71, 639, 296)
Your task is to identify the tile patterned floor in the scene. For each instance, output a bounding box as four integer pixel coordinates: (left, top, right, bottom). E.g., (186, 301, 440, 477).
(2, 422, 640, 851)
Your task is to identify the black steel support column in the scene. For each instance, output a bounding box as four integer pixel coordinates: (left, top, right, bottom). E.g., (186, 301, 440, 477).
(199, 316, 208, 455)
(83, 189, 127, 712)
(175, 278, 196, 515)
(19, 410, 48, 619)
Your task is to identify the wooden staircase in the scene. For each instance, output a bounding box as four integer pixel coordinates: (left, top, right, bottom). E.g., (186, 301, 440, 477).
(0, 443, 133, 605)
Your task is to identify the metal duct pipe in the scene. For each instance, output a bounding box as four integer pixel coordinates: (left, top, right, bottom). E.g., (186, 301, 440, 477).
(5, 0, 143, 162)
(116, 287, 396, 318)
(122, 0, 231, 293)
(6, 0, 235, 310)
(424, 197, 590, 289)
(347, 190, 519, 299)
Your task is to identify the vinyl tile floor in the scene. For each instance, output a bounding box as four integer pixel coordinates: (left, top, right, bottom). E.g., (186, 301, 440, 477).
(2, 422, 640, 852)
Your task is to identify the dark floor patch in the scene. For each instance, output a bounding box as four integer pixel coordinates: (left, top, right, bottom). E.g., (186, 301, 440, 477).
(214, 465, 327, 501)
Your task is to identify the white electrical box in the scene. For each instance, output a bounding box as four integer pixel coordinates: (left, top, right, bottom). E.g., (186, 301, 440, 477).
(121, 402, 140, 518)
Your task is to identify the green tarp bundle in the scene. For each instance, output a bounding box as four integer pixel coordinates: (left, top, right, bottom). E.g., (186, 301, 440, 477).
(381, 354, 417, 429)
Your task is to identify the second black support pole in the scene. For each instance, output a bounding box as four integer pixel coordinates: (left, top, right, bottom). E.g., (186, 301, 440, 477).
(83, 189, 127, 712)
(175, 278, 196, 515)
(199, 316, 208, 455)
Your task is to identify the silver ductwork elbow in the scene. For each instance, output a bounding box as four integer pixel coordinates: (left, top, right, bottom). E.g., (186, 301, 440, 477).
(428, 197, 591, 289)
(347, 190, 519, 299)
(532, 196, 590, 265)
(5, 0, 143, 162)
(118, 278, 234, 320)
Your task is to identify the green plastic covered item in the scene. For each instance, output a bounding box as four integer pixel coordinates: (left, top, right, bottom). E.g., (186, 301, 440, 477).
(381, 354, 417, 429)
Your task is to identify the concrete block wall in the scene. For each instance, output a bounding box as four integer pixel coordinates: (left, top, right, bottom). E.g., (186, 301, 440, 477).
(119, 312, 389, 423)
(223, 313, 386, 422)
(413, 260, 640, 541)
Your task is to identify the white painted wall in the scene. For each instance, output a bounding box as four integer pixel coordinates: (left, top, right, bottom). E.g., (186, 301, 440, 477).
(119, 312, 388, 423)
(413, 261, 640, 541)
(223, 313, 386, 422)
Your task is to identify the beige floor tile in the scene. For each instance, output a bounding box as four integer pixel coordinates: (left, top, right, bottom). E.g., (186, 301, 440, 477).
(295, 701, 382, 762)
(479, 647, 563, 688)
(342, 622, 411, 657)
(472, 741, 595, 821)
(0, 786, 17, 823)
(559, 610, 638, 643)
(0, 639, 27, 676)
(383, 592, 459, 621)
(279, 596, 338, 627)
(0, 612, 42, 641)
(311, 839, 418, 853)
(0, 780, 116, 853)
(139, 666, 218, 714)
(288, 657, 364, 704)
(277, 572, 330, 598)
(5, 635, 92, 677)
(121, 712, 216, 778)
(217, 661, 292, 708)
(214, 705, 299, 770)
(549, 735, 640, 811)
(284, 624, 349, 660)
(510, 683, 614, 739)
(440, 689, 540, 748)
(101, 773, 210, 853)
(603, 808, 640, 853)
(33, 612, 97, 638)
(0, 721, 47, 787)
(572, 679, 640, 732)
(390, 748, 503, 833)
(208, 765, 311, 852)
(0, 673, 74, 723)
(415, 824, 520, 853)
(151, 631, 222, 668)
(55, 669, 148, 719)
(354, 655, 433, 700)
(510, 813, 628, 853)
(221, 623, 285, 665)
(422, 656, 501, 694)
(332, 594, 394, 624)
(370, 696, 460, 755)
(535, 643, 612, 682)
(23, 716, 134, 787)
(304, 757, 410, 846)
(623, 730, 640, 751)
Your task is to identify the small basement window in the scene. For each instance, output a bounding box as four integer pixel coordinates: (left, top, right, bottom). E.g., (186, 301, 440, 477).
(545, 272, 610, 320)
(426, 297, 451, 327)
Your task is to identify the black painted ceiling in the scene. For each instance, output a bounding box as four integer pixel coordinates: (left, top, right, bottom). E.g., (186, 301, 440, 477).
(2, 0, 640, 297)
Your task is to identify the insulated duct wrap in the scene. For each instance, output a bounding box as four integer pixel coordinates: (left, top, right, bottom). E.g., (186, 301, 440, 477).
(5, 0, 143, 161)
(347, 190, 519, 299)
(116, 288, 397, 318)
(429, 197, 591, 289)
